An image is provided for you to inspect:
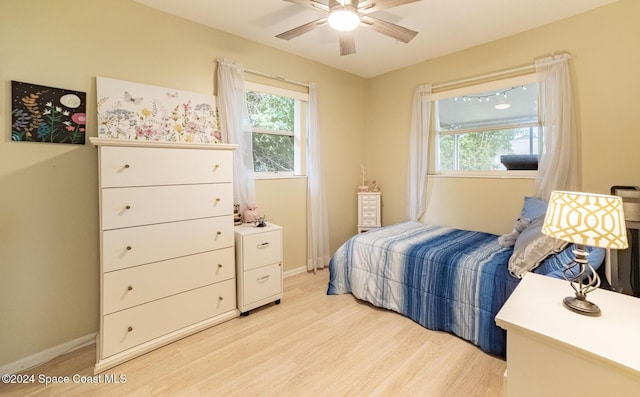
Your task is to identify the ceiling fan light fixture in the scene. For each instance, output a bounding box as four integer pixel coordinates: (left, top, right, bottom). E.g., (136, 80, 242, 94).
(328, 9, 360, 31)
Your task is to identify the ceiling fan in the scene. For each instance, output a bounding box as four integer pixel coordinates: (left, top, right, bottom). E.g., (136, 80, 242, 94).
(276, 0, 421, 56)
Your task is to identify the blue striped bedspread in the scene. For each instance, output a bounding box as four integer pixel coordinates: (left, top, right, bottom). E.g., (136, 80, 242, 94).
(327, 221, 519, 357)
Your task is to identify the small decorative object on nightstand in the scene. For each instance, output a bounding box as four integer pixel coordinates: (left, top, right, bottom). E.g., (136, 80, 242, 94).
(233, 203, 243, 225)
(243, 202, 259, 224)
(234, 223, 283, 315)
(542, 190, 628, 316)
(358, 164, 369, 192)
(254, 215, 267, 227)
(358, 191, 381, 233)
(371, 180, 380, 192)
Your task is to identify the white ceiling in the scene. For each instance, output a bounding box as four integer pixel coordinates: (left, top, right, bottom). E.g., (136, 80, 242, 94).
(133, 0, 618, 78)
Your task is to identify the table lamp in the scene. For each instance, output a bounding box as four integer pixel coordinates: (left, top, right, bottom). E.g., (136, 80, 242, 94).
(542, 190, 628, 316)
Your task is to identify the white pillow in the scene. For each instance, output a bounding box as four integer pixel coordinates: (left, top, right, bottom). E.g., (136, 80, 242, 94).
(508, 216, 568, 278)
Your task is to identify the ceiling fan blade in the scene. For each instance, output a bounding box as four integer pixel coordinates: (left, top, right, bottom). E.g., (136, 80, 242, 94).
(360, 15, 417, 43)
(339, 31, 356, 56)
(282, 0, 330, 12)
(276, 18, 328, 40)
(358, 0, 422, 14)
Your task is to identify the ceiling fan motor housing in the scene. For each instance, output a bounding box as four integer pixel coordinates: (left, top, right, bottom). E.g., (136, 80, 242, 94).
(328, 4, 361, 31)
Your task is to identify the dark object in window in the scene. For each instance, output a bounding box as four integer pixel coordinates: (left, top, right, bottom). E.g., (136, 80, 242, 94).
(500, 154, 538, 170)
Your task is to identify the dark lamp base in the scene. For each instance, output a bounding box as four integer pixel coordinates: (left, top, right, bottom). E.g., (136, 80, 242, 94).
(563, 296, 601, 317)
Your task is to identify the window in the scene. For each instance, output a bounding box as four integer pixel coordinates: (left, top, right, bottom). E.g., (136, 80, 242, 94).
(434, 74, 539, 173)
(244, 82, 307, 176)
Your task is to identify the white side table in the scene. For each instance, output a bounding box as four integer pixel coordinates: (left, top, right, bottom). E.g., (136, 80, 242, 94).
(234, 223, 283, 315)
(357, 192, 381, 233)
(496, 273, 640, 397)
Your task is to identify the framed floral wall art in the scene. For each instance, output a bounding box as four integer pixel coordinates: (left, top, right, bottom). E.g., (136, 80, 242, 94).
(11, 81, 87, 144)
(96, 77, 221, 143)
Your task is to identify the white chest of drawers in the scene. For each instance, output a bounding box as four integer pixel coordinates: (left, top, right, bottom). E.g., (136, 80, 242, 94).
(234, 223, 283, 315)
(357, 192, 381, 233)
(90, 138, 238, 373)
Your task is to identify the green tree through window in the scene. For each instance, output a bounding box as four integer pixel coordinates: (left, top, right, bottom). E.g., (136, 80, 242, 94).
(439, 128, 534, 171)
(245, 91, 295, 173)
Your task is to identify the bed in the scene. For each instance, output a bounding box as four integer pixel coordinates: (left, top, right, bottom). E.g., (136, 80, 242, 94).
(327, 198, 605, 357)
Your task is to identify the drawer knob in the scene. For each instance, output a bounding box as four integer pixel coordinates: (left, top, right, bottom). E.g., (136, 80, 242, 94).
(126, 246, 132, 251)
(213, 164, 220, 170)
(216, 231, 222, 236)
(218, 296, 224, 301)
(124, 164, 130, 169)
(258, 242, 270, 248)
(217, 264, 223, 268)
(125, 205, 131, 210)
(127, 326, 133, 332)
(215, 198, 221, 202)
(127, 285, 133, 291)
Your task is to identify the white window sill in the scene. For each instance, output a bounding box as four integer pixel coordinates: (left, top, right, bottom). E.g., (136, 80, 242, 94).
(431, 170, 536, 179)
(255, 174, 307, 181)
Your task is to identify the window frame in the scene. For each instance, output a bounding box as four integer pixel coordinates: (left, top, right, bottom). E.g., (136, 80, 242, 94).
(244, 81, 308, 178)
(432, 73, 539, 178)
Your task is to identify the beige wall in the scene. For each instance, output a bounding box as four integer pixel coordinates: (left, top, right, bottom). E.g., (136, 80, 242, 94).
(365, 0, 640, 235)
(255, 177, 308, 274)
(0, 0, 366, 368)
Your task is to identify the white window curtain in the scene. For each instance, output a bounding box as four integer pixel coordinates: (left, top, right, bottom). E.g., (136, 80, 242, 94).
(216, 58, 256, 211)
(532, 54, 578, 199)
(407, 84, 432, 221)
(307, 83, 331, 271)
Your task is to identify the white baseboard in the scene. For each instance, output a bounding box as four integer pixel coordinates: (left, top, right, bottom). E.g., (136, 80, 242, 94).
(283, 265, 312, 278)
(0, 333, 96, 375)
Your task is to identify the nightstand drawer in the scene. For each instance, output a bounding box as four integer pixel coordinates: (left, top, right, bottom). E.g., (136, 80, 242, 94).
(243, 264, 282, 305)
(100, 146, 233, 187)
(101, 183, 233, 230)
(241, 230, 282, 271)
(103, 248, 235, 314)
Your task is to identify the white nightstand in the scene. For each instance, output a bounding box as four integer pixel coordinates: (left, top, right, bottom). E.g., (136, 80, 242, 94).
(496, 273, 640, 397)
(234, 223, 283, 315)
(357, 192, 381, 233)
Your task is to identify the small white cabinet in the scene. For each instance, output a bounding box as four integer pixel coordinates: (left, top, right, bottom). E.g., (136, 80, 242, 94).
(358, 192, 381, 233)
(234, 223, 283, 315)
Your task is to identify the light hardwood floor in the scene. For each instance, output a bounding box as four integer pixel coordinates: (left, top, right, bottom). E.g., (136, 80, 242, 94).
(1, 270, 506, 397)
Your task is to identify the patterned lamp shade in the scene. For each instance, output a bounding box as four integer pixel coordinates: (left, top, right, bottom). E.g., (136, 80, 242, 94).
(542, 191, 629, 249)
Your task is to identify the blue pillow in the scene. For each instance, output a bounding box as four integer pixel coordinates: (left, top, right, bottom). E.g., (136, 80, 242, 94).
(521, 196, 548, 220)
(535, 245, 605, 280)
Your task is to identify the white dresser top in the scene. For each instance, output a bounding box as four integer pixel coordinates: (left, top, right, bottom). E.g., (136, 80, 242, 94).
(496, 272, 640, 376)
(90, 137, 237, 150)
